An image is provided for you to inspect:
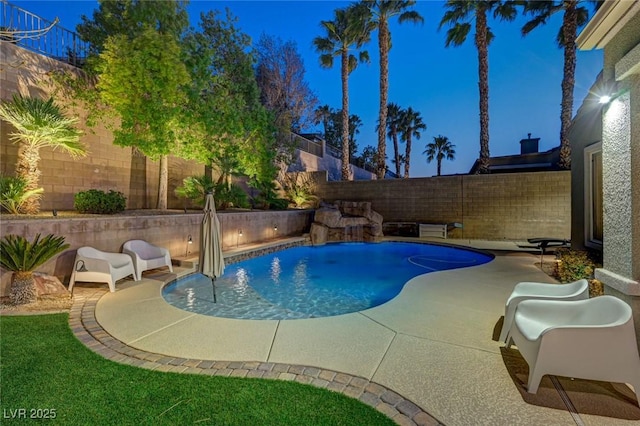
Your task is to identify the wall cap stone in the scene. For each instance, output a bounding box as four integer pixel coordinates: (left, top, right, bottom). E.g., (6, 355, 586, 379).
(596, 268, 640, 296)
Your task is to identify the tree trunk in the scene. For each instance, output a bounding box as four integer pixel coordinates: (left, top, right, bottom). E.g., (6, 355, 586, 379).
(437, 159, 442, 176)
(10, 271, 37, 305)
(559, 0, 577, 170)
(392, 131, 400, 176)
(156, 155, 168, 210)
(341, 49, 351, 181)
(376, 20, 390, 179)
(15, 143, 41, 214)
(475, 5, 491, 174)
(404, 135, 412, 178)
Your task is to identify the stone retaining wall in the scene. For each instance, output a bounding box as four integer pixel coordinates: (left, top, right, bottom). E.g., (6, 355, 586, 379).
(0, 209, 313, 297)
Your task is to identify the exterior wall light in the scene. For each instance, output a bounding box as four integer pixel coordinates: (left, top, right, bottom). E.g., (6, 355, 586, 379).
(599, 95, 611, 104)
(52, 209, 57, 216)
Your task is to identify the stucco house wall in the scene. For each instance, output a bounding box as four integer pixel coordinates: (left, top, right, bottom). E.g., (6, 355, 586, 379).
(568, 75, 604, 250)
(577, 1, 640, 350)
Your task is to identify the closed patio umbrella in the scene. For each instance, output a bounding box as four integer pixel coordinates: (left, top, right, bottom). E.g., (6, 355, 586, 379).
(199, 192, 225, 302)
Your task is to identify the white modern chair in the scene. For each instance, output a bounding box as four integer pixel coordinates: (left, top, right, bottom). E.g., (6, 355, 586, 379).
(69, 246, 138, 293)
(122, 239, 173, 281)
(499, 279, 589, 343)
(506, 296, 640, 405)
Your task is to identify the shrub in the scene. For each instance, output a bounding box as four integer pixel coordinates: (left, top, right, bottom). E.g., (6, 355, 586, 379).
(0, 175, 44, 214)
(215, 183, 249, 210)
(175, 175, 215, 207)
(280, 172, 318, 208)
(554, 248, 602, 283)
(74, 189, 126, 214)
(175, 175, 249, 210)
(249, 178, 289, 210)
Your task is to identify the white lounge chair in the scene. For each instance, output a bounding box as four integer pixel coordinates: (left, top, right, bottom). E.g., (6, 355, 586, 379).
(506, 296, 640, 405)
(499, 279, 589, 343)
(69, 246, 138, 293)
(122, 239, 173, 281)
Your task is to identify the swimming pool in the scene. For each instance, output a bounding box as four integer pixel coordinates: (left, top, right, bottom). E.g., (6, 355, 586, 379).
(162, 242, 493, 320)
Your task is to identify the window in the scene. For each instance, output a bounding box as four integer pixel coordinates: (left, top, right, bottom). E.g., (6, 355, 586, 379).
(584, 142, 603, 248)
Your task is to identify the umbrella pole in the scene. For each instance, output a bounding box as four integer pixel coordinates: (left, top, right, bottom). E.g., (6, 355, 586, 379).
(211, 277, 217, 303)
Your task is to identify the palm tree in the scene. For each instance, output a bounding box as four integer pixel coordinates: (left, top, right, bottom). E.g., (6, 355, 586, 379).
(521, 0, 601, 169)
(424, 135, 456, 176)
(314, 4, 371, 181)
(439, 0, 516, 174)
(363, 0, 423, 179)
(0, 234, 69, 305)
(392, 154, 406, 176)
(314, 104, 334, 139)
(376, 102, 404, 176)
(398, 107, 426, 178)
(0, 95, 85, 214)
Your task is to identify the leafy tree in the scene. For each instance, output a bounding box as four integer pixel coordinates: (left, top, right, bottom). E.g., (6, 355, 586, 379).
(255, 34, 318, 136)
(356, 145, 378, 170)
(0, 95, 85, 214)
(179, 9, 277, 187)
(321, 110, 362, 160)
(424, 135, 456, 176)
(439, 0, 516, 174)
(398, 107, 426, 178)
(97, 27, 190, 209)
(362, 0, 423, 179)
(314, 3, 371, 181)
(77, 0, 189, 58)
(376, 102, 403, 176)
(76, 0, 191, 209)
(521, 0, 601, 169)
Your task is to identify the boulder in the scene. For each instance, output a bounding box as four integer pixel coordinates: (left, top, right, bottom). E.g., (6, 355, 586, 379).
(314, 207, 343, 228)
(311, 200, 384, 243)
(310, 223, 328, 245)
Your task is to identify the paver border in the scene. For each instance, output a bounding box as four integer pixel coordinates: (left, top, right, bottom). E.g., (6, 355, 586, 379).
(68, 287, 444, 426)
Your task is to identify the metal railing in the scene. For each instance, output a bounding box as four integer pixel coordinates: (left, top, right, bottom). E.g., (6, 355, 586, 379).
(293, 134, 323, 157)
(1, 1, 89, 67)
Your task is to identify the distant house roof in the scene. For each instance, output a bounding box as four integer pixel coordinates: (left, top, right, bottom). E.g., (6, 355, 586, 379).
(468, 135, 561, 174)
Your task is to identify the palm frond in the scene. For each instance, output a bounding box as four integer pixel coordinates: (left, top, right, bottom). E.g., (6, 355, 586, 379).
(0, 234, 69, 272)
(0, 175, 43, 214)
(445, 23, 471, 47)
(318, 53, 334, 69)
(398, 11, 424, 25)
(0, 95, 86, 157)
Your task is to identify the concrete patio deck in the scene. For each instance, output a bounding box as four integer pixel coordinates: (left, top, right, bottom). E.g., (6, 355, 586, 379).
(72, 239, 639, 425)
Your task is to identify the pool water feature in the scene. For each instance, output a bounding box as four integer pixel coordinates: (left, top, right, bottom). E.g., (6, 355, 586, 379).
(162, 242, 493, 320)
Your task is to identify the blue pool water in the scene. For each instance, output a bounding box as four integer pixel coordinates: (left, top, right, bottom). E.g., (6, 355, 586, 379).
(162, 242, 493, 320)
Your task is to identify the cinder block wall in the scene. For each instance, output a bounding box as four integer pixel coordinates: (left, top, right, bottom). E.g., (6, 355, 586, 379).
(315, 171, 571, 241)
(0, 43, 203, 211)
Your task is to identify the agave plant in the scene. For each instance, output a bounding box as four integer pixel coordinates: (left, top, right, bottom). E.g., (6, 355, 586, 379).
(0, 234, 69, 305)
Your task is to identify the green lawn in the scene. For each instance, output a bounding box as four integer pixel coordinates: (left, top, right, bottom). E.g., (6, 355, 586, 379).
(1, 314, 394, 425)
